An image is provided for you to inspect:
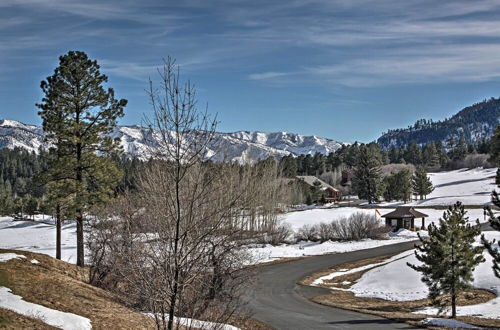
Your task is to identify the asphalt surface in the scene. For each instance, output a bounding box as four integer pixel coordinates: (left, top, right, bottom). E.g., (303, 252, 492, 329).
(246, 222, 494, 330)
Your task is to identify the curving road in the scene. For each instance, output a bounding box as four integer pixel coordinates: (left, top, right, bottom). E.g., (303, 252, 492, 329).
(246, 240, 420, 329)
(246, 222, 495, 329)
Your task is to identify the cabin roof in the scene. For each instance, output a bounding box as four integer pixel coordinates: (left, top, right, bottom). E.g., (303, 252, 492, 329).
(381, 206, 428, 219)
(296, 175, 339, 192)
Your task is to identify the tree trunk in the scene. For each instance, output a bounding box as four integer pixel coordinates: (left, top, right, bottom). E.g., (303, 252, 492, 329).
(56, 204, 62, 260)
(451, 292, 457, 318)
(76, 212, 84, 266)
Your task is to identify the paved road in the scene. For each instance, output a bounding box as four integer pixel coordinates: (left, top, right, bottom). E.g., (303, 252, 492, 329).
(246, 220, 496, 330)
(246, 240, 421, 330)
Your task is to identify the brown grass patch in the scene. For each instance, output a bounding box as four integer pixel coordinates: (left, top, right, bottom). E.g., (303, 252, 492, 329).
(0, 307, 58, 329)
(303, 252, 500, 329)
(0, 249, 155, 330)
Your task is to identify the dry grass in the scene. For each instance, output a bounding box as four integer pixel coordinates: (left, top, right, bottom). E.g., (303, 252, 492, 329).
(0, 307, 58, 329)
(229, 314, 274, 330)
(0, 249, 269, 330)
(303, 252, 500, 329)
(0, 248, 156, 329)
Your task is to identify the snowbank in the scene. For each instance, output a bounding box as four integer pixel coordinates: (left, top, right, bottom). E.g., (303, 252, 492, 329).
(0, 253, 26, 263)
(146, 313, 239, 330)
(247, 233, 417, 265)
(312, 251, 414, 286)
(0, 287, 92, 330)
(422, 318, 479, 329)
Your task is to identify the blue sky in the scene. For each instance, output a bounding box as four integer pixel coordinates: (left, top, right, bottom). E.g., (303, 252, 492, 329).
(2, 0, 500, 142)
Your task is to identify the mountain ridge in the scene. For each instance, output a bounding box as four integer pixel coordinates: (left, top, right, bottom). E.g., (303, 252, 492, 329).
(0, 119, 345, 163)
(377, 97, 500, 148)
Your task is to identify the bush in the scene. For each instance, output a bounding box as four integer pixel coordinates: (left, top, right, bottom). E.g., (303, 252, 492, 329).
(295, 212, 390, 242)
(446, 154, 492, 170)
(295, 224, 319, 242)
(268, 223, 294, 245)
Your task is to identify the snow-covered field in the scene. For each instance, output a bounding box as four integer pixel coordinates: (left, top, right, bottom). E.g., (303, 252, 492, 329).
(280, 207, 488, 231)
(375, 167, 497, 207)
(315, 232, 500, 319)
(0, 216, 77, 263)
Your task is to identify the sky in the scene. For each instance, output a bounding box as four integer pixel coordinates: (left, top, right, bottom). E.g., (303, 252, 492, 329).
(2, 0, 500, 142)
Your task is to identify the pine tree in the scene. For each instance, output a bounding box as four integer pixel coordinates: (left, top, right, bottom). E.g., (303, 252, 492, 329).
(412, 166, 434, 200)
(383, 168, 412, 202)
(408, 202, 484, 318)
(352, 144, 384, 203)
(488, 125, 500, 165)
(452, 137, 468, 161)
(37, 51, 126, 267)
(405, 142, 422, 165)
(481, 191, 500, 278)
(422, 142, 439, 169)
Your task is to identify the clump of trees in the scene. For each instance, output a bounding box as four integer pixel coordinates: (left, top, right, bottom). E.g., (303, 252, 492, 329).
(408, 202, 484, 318)
(383, 167, 412, 202)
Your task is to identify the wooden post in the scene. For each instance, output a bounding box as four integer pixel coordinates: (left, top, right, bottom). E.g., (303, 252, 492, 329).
(421, 217, 425, 229)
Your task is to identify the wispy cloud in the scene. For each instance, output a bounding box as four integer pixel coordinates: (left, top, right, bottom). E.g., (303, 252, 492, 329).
(248, 71, 290, 80)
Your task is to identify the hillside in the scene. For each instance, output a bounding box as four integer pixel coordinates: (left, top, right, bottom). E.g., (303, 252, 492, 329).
(377, 98, 500, 148)
(0, 120, 344, 164)
(0, 249, 155, 329)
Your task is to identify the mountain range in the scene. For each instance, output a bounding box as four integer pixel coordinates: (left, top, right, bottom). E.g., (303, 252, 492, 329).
(0, 119, 344, 163)
(377, 98, 500, 148)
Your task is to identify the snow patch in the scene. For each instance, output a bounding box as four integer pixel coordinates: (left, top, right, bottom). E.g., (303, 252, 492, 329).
(0, 253, 26, 262)
(146, 313, 239, 330)
(422, 318, 480, 329)
(0, 287, 92, 330)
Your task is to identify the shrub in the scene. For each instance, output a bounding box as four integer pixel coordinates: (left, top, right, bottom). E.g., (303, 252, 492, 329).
(295, 224, 319, 242)
(294, 212, 390, 242)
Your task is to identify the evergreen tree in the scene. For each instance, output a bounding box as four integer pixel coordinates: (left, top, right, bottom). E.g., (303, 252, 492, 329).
(352, 145, 384, 203)
(488, 125, 500, 165)
(405, 142, 423, 165)
(408, 202, 484, 318)
(412, 166, 434, 200)
(383, 168, 412, 202)
(280, 155, 298, 177)
(37, 50, 127, 267)
(422, 142, 439, 168)
(482, 191, 500, 278)
(452, 137, 468, 161)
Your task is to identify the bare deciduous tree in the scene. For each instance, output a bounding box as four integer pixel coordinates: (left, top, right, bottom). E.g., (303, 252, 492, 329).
(88, 58, 290, 329)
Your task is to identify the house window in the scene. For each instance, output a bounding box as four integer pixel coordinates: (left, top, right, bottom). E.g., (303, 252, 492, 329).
(391, 219, 397, 227)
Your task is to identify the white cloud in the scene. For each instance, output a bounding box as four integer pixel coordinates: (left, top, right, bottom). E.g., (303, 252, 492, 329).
(247, 71, 290, 80)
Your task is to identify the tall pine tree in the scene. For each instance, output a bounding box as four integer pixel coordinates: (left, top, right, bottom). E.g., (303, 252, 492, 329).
(408, 202, 484, 318)
(352, 144, 384, 203)
(412, 166, 434, 200)
(37, 51, 126, 266)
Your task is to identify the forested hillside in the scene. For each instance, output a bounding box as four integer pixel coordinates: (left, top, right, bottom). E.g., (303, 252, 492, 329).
(378, 98, 500, 148)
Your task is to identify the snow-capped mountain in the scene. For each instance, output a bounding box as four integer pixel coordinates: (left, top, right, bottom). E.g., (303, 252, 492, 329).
(0, 119, 345, 163)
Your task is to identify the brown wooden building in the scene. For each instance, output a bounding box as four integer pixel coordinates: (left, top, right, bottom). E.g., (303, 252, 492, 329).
(381, 207, 428, 231)
(296, 176, 341, 202)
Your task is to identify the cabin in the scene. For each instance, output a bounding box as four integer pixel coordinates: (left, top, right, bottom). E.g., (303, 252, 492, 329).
(296, 176, 341, 202)
(381, 207, 428, 231)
